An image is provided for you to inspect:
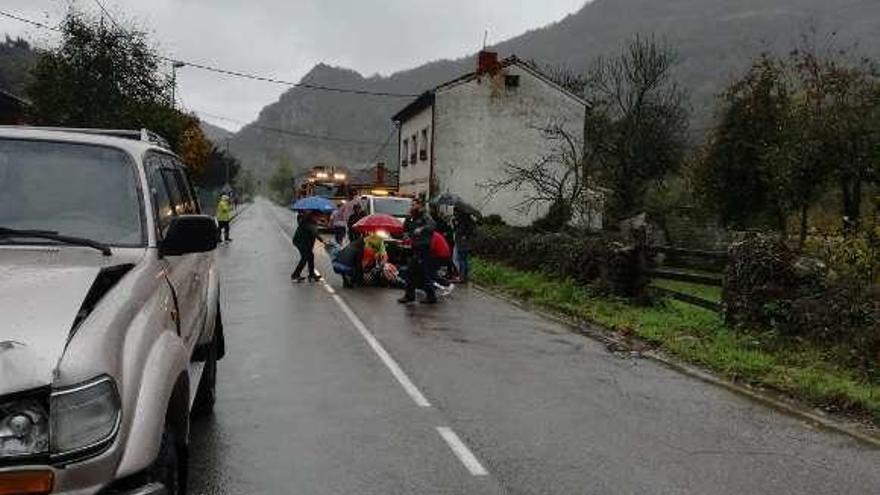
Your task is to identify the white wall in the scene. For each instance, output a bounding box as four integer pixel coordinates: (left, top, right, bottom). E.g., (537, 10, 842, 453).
(432, 64, 586, 226)
(397, 106, 432, 198)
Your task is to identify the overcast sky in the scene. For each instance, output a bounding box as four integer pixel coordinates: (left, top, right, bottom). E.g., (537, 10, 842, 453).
(1, 0, 588, 131)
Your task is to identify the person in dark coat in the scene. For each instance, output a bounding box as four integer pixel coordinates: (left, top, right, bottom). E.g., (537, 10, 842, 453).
(453, 206, 476, 283)
(291, 211, 324, 282)
(347, 202, 367, 242)
(399, 199, 437, 304)
(334, 238, 365, 287)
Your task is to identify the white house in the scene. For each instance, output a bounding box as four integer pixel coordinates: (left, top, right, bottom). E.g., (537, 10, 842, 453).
(392, 51, 588, 226)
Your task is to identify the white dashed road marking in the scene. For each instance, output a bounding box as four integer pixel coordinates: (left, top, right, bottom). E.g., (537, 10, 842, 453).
(436, 426, 489, 476)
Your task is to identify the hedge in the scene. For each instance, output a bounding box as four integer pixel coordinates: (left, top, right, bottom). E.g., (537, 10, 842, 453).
(471, 225, 652, 300)
(723, 234, 880, 367)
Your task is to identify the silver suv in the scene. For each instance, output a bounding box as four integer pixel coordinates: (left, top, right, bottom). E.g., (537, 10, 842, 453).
(0, 127, 224, 495)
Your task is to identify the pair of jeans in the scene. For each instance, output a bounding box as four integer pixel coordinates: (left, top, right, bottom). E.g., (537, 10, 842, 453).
(218, 220, 230, 241)
(293, 244, 316, 278)
(405, 252, 436, 300)
(454, 246, 470, 281)
(333, 225, 346, 245)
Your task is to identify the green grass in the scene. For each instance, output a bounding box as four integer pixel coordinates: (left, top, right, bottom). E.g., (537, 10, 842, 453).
(473, 257, 880, 423)
(651, 278, 723, 302)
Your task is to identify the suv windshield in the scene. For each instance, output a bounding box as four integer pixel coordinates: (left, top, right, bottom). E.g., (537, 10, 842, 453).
(0, 139, 144, 246)
(373, 197, 412, 217)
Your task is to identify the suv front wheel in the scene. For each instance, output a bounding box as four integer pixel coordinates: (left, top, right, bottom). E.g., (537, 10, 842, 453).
(192, 309, 220, 417)
(148, 426, 187, 495)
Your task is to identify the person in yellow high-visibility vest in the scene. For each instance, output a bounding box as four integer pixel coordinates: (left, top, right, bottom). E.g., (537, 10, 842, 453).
(216, 194, 233, 242)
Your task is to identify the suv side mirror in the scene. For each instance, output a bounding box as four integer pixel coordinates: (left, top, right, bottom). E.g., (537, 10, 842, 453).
(160, 215, 219, 256)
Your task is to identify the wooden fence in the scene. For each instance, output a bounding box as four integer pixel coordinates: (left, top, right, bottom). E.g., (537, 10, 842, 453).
(649, 246, 728, 312)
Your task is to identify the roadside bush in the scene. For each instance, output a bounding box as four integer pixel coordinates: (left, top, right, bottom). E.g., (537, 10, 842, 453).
(804, 227, 880, 286)
(724, 233, 880, 366)
(784, 283, 880, 365)
(478, 214, 507, 227)
(471, 225, 651, 300)
(723, 234, 804, 328)
(532, 199, 572, 232)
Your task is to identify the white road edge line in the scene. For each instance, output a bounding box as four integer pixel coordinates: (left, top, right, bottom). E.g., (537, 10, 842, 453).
(275, 223, 431, 408)
(331, 292, 432, 408)
(436, 426, 489, 476)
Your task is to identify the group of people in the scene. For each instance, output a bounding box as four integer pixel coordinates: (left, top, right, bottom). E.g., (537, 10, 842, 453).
(398, 199, 475, 304)
(289, 197, 477, 306)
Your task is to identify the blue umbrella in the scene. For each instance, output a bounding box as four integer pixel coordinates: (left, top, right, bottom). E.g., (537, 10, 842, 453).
(290, 196, 336, 213)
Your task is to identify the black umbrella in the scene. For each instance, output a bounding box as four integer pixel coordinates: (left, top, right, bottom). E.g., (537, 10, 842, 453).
(431, 192, 463, 206)
(432, 192, 482, 218)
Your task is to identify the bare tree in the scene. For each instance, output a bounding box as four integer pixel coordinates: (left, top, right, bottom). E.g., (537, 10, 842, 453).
(482, 123, 590, 226)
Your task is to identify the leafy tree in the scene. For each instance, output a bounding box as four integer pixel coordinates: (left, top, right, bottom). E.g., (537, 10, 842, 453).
(794, 50, 880, 232)
(0, 36, 36, 95)
(234, 168, 257, 198)
(179, 121, 212, 179)
(695, 46, 880, 240)
(583, 35, 689, 223)
(268, 159, 295, 204)
(196, 145, 241, 189)
(693, 55, 795, 232)
(27, 10, 206, 163)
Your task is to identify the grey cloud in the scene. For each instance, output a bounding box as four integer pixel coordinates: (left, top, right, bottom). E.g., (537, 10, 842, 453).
(2, 0, 587, 130)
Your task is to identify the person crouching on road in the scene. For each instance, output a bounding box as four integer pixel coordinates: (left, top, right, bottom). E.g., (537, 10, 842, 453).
(216, 194, 233, 242)
(399, 199, 437, 304)
(291, 211, 324, 283)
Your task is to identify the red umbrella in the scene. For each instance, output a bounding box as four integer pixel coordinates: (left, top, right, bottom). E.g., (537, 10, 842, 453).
(353, 214, 404, 235)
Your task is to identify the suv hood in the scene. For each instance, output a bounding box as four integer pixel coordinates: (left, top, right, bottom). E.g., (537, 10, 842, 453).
(0, 264, 104, 395)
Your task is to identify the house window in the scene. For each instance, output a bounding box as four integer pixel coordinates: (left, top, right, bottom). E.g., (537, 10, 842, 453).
(410, 134, 418, 164)
(505, 75, 520, 88)
(419, 128, 429, 161)
(401, 138, 409, 167)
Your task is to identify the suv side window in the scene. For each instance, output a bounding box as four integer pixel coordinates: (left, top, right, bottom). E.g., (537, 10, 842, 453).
(169, 159, 199, 214)
(161, 167, 185, 215)
(145, 153, 175, 237)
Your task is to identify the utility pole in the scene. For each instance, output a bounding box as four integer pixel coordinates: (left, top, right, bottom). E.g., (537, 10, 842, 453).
(170, 61, 186, 108)
(224, 138, 231, 186)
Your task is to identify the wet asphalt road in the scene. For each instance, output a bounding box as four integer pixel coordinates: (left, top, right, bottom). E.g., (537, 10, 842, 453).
(189, 199, 880, 494)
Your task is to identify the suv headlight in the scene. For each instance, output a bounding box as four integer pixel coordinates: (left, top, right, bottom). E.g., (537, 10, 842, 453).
(0, 376, 121, 464)
(0, 396, 50, 460)
(50, 376, 121, 460)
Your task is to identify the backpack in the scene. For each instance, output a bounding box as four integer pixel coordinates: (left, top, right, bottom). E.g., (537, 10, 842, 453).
(430, 231, 452, 260)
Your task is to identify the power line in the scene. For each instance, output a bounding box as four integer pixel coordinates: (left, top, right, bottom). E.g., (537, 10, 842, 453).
(371, 126, 398, 163)
(194, 111, 387, 146)
(0, 10, 60, 32)
(0, 9, 419, 99)
(157, 57, 418, 97)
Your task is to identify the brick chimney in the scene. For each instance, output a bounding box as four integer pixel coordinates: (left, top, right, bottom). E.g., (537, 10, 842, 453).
(376, 162, 386, 184)
(477, 50, 500, 75)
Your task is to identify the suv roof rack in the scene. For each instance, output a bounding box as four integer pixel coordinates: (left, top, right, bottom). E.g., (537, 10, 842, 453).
(2, 126, 171, 149)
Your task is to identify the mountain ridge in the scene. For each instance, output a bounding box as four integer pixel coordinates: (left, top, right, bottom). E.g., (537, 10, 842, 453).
(226, 0, 880, 179)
